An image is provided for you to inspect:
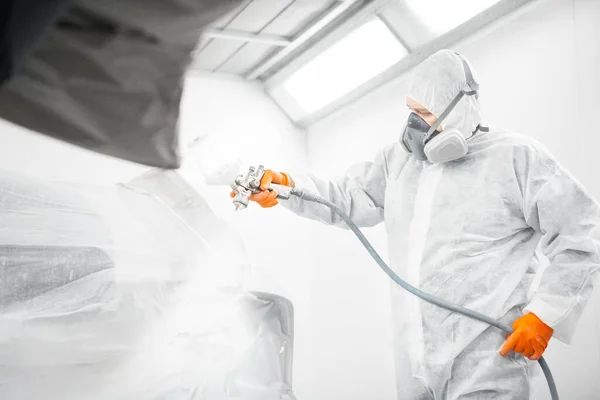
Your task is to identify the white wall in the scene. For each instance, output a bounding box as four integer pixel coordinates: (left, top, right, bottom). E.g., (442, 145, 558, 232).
(0, 120, 148, 185)
(304, 0, 600, 399)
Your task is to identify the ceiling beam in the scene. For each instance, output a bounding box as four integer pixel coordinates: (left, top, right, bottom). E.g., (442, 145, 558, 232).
(202, 28, 292, 47)
(245, 0, 366, 81)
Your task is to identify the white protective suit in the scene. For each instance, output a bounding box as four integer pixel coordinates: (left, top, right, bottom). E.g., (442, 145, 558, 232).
(282, 50, 600, 399)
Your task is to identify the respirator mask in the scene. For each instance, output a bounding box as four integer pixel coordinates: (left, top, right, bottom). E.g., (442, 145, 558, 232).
(401, 53, 487, 164)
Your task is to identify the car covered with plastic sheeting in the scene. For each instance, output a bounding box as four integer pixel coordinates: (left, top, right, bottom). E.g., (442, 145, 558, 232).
(0, 167, 296, 400)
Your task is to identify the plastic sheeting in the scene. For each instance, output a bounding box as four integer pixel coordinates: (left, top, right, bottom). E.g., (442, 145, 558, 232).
(0, 167, 295, 399)
(0, 0, 244, 168)
(0, 0, 70, 85)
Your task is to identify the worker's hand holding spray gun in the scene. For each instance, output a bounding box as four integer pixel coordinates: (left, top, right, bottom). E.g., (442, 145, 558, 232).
(230, 166, 294, 210)
(230, 165, 559, 399)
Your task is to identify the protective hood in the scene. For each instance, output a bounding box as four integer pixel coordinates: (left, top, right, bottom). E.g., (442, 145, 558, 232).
(407, 49, 483, 140)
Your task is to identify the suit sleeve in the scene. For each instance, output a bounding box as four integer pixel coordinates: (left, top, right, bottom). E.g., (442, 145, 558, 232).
(281, 145, 396, 229)
(520, 145, 600, 343)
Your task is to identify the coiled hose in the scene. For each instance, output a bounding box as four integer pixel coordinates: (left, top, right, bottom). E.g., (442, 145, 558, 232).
(286, 186, 559, 400)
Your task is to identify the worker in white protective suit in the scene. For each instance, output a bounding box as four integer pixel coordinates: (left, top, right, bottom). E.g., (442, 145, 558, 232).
(233, 49, 600, 399)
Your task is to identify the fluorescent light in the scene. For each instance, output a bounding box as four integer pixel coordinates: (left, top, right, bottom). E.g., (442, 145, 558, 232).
(406, 0, 502, 35)
(281, 18, 408, 114)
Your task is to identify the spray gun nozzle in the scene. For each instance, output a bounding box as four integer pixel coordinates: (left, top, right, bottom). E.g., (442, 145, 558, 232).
(231, 165, 267, 211)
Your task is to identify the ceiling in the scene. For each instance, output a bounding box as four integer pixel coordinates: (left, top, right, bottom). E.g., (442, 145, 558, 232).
(190, 0, 540, 126)
(190, 0, 356, 78)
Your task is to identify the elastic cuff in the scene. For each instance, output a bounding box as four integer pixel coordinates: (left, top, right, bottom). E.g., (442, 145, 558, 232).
(523, 298, 562, 327)
(281, 172, 295, 188)
(524, 298, 575, 344)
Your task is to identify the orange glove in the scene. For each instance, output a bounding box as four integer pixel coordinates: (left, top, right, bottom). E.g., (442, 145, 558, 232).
(500, 312, 553, 360)
(230, 170, 294, 208)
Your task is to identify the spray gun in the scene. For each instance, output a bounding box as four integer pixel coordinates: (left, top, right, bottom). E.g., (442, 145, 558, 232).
(230, 165, 292, 211)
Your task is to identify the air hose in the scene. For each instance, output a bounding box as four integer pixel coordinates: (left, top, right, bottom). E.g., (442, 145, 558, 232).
(281, 185, 559, 400)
